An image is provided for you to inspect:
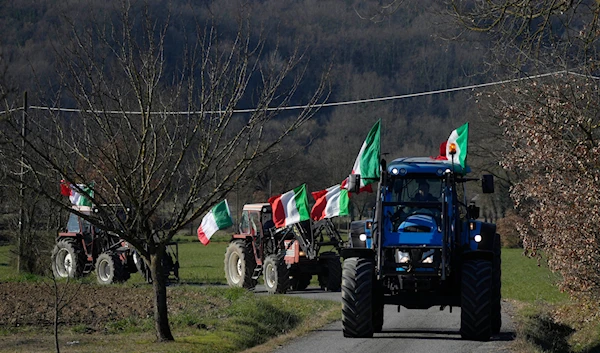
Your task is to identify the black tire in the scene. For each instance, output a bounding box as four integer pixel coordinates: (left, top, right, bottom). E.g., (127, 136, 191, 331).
(263, 254, 290, 294)
(342, 257, 374, 338)
(372, 282, 385, 333)
(224, 241, 257, 289)
(95, 252, 129, 285)
(318, 253, 342, 292)
(460, 259, 493, 341)
(290, 274, 312, 291)
(326, 256, 342, 292)
(51, 238, 86, 279)
(492, 234, 502, 334)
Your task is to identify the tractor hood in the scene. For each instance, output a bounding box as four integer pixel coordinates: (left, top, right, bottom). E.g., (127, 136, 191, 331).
(383, 214, 443, 247)
(398, 214, 437, 233)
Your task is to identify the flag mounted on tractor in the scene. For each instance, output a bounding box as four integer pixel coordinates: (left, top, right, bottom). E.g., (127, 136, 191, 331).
(60, 180, 94, 206)
(341, 120, 380, 192)
(268, 184, 310, 228)
(311, 184, 349, 221)
(197, 200, 233, 245)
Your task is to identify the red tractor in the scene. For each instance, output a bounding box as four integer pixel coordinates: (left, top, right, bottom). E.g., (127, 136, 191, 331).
(51, 205, 179, 284)
(224, 203, 344, 294)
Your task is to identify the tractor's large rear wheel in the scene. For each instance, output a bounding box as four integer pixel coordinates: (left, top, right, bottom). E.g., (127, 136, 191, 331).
(342, 257, 374, 338)
(263, 254, 289, 294)
(224, 241, 257, 289)
(460, 259, 493, 341)
(51, 239, 86, 279)
(492, 234, 502, 334)
(95, 252, 129, 285)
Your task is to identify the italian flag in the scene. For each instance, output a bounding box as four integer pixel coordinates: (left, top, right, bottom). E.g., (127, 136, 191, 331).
(197, 200, 233, 246)
(268, 184, 310, 228)
(342, 120, 381, 190)
(445, 122, 469, 168)
(310, 184, 349, 221)
(60, 180, 94, 207)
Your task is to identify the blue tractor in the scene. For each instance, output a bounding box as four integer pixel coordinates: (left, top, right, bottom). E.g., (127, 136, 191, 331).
(342, 156, 500, 341)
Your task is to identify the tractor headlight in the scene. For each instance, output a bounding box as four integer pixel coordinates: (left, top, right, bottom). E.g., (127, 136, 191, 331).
(359, 233, 367, 242)
(474, 234, 482, 243)
(421, 249, 434, 264)
(396, 250, 410, 263)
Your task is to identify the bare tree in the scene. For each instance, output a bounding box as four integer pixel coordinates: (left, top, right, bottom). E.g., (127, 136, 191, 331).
(0, 2, 326, 341)
(448, 0, 600, 301)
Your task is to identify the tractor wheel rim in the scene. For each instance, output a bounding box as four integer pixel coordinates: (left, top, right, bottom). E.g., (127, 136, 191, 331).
(64, 252, 73, 275)
(98, 260, 110, 281)
(265, 263, 276, 288)
(55, 249, 70, 277)
(229, 253, 241, 284)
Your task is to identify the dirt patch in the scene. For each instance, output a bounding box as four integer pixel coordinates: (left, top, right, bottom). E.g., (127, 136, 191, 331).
(0, 282, 154, 330)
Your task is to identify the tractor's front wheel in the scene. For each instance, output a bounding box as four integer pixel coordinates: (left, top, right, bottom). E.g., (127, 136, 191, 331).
(318, 253, 342, 292)
(372, 281, 385, 333)
(290, 274, 312, 291)
(95, 252, 129, 285)
(460, 259, 493, 341)
(224, 241, 257, 289)
(342, 257, 374, 338)
(263, 254, 289, 294)
(51, 239, 86, 279)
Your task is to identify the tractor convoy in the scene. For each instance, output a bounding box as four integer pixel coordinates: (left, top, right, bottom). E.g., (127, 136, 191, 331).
(342, 156, 500, 341)
(51, 205, 179, 285)
(51, 122, 501, 342)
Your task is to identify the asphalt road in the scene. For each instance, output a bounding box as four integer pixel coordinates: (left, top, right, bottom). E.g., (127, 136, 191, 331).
(255, 285, 516, 353)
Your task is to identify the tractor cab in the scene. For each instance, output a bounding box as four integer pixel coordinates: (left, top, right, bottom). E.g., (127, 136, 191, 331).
(238, 203, 273, 237)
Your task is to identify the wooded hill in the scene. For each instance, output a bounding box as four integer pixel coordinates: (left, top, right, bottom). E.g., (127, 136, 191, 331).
(0, 0, 499, 219)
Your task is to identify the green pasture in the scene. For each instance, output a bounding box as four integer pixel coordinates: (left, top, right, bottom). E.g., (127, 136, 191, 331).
(1, 239, 569, 303)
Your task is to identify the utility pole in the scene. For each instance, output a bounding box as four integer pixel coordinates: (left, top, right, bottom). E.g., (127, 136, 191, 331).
(17, 91, 27, 273)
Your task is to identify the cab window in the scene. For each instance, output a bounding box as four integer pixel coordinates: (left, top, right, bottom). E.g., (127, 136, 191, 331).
(239, 211, 250, 234)
(66, 214, 80, 232)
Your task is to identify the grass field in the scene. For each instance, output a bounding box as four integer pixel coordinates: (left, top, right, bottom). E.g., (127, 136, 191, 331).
(501, 248, 568, 304)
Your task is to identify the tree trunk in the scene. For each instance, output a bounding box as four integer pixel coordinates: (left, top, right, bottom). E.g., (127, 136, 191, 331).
(150, 249, 174, 341)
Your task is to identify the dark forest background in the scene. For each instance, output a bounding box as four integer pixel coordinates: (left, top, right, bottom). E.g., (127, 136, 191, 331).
(0, 0, 505, 234)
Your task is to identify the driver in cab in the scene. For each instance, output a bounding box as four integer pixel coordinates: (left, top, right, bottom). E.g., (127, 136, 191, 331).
(412, 181, 437, 202)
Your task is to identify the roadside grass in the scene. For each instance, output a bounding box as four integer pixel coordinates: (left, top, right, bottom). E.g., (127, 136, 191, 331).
(502, 249, 600, 353)
(0, 286, 340, 353)
(501, 248, 568, 304)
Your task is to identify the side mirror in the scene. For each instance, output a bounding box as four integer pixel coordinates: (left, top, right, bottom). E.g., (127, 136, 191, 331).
(346, 174, 361, 194)
(482, 174, 494, 194)
(467, 204, 480, 219)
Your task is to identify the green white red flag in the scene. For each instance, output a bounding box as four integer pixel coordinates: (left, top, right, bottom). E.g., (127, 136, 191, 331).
(60, 180, 94, 207)
(268, 184, 310, 228)
(197, 200, 233, 245)
(310, 184, 349, 221)
(342, 120, 381, 191)
(445, 122, 469, 168)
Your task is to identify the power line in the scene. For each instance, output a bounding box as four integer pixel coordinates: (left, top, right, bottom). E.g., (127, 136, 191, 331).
(2, 70, 596, 116)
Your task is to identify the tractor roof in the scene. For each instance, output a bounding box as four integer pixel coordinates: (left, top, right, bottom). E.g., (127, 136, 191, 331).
(243, 203, 271, 212)
(387, 157, 470, 176)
